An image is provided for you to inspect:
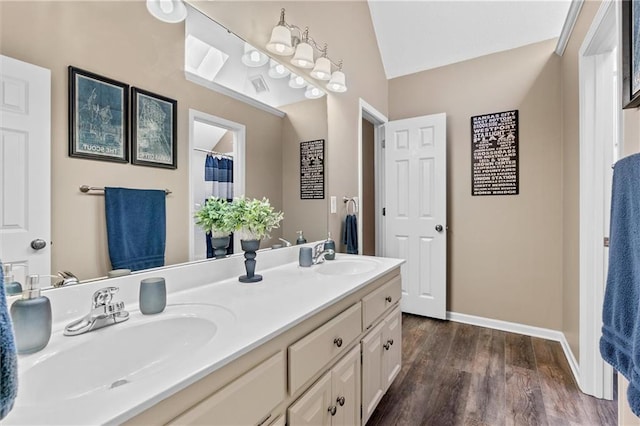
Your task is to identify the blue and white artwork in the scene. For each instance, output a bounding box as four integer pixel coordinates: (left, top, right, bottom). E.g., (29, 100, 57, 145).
(134, 93, 174, 166)
(633, 0, 640, 95)
(74, 73, 126, 159)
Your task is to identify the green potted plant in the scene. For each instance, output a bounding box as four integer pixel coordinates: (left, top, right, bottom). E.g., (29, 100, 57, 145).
(194, 196, 235, 258)
(229, 197, 284, 283)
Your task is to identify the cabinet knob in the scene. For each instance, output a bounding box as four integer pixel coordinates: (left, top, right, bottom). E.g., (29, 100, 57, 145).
(385, 296, 392, 303)
(334, 337, 343, 348)
(328, 405, 337, 416)
(388, 339, 394, 346)
(337, 396, 345, 406)
(383, 342, 391, 350)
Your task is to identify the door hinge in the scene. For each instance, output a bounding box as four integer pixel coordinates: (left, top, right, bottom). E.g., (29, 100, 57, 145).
(382, 207, 386, 216)
(604, 237, 610, 247)
(381, 139, 386, 148)
(360, 404, 363, 419)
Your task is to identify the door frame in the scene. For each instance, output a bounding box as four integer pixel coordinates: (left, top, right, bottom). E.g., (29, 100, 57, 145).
(578, 0, 619, 399)
(188, 109, 246, 260)
(358, 98, 388, 256)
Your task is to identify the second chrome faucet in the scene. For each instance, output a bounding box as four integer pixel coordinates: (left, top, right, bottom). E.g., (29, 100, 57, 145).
(64, 287, 129, 336)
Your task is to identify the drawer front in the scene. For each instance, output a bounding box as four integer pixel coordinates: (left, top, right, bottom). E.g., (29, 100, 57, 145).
(362, 275, 401, 329)
(170, 351, 285, 426)
(289, 302, 362, 393)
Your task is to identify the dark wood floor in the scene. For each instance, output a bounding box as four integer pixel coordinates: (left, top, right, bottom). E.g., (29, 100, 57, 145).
(368, 314, 617, 426)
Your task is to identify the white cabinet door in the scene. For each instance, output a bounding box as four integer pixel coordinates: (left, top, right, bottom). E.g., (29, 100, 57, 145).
(331, 346, 361, 426)
(361, 321, 385, 425)
(0, 55, 51, 279)
(288, 372, 332, 426)
(383, 307, 402, 389)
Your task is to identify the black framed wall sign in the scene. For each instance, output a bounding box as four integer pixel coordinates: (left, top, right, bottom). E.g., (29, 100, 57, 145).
(300, 139, 325, 199)
(471, 110, 519, 196)
(622, 0, 640, 109)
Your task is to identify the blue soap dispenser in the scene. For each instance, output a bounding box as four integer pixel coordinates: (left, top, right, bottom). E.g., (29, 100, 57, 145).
(296, 230, 307, 245)
(2, 264, 22, 296)
(10, 275, 52, 354)
(323, 232, 336, 260)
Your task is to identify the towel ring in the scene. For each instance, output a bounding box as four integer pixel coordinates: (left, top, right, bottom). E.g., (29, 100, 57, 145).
(343, 197, 357, 215)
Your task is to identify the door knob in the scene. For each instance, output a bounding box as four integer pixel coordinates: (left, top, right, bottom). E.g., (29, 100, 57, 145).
(30, 239, 47, 250)
(435, 225, 443, 232)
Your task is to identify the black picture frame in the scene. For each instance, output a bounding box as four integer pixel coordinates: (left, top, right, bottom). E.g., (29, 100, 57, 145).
(68, 66, 129, 162)
(131, 87, 178, 169)
(622, 0, 640, 109)
(300, 139, 325, 200)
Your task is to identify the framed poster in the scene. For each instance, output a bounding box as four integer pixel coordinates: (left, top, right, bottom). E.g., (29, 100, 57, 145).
(131, 87, 177, 169)
(471, 110, 519, 196)
(68, 66, 129, 162)
(622, 0, 640, 109)
(300, 139, 325, 199)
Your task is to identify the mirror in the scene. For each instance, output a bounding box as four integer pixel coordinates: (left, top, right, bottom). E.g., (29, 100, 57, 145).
(0, 1, 328, 285)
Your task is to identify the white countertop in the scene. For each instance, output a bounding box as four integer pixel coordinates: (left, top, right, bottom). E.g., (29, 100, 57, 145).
(4, 250, 403, 425)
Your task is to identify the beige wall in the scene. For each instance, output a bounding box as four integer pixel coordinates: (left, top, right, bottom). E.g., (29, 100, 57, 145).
(0, 1, 284, 280)
(281, 98, 328, 243)
(191, 1, 389, 252)
(389, 39, 563, 330)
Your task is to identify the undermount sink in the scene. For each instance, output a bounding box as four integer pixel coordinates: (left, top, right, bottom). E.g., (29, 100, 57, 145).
(18, 303, 235, 404)
(316, 258, 378, 275)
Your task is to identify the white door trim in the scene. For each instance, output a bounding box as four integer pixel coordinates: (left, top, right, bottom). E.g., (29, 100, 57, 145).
(358, 99, 388, 256)
(578, 0, 618, 399)
(188, 109, 246, 260)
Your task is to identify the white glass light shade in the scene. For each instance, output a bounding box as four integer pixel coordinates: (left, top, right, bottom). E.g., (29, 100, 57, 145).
(288, 74, 306, 89)
(310, 57, 332, 81)
(327, 70, 347, 93)
(241, 44, 268, 67)
(146, 0, 187, 23)
(304, 85, 326, 99)
(266, 25, 294, 56)
(290, 42, 314, 69)
(268, 60, 290, 79)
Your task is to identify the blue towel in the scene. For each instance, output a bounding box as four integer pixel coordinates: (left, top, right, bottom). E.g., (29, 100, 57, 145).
(0, 260, 18, 420)
(343, 214, 358, 254)
(600, 153, 640, 416)
(105, 187, 166, 271)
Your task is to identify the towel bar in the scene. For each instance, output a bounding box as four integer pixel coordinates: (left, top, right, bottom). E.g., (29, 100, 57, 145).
(79, 185, 172, 195)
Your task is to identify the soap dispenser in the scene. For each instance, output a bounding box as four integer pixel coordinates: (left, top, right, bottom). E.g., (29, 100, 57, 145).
(2, 264, 22, 296)
(296, 230, 307, 245)
(323, 232, 336, 260)
(10, 275, 52, 354)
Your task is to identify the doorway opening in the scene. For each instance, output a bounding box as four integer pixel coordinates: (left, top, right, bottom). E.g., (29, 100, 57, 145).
(358, 99, 388, 257)
(578, 0, 620, 399)
(188, 109, 245, 261)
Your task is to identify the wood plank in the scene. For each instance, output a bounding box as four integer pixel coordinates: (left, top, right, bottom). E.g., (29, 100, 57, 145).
(446, 322, 480, 372)
(464, 328, 506, 426)
(505, 365, 549, 426)
(505, 333, 536, 370)
(531, 337, 586, 423)
(420, 368, 472, 426)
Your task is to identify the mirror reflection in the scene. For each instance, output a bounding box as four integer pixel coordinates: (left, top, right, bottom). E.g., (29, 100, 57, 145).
(0, 0, 328, 287)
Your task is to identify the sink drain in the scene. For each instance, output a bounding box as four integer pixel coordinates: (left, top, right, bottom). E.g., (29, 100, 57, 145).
(110, 379, 129, 389)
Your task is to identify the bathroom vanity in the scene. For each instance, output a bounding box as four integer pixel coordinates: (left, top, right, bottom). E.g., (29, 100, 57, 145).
(4, 246, 403, 425)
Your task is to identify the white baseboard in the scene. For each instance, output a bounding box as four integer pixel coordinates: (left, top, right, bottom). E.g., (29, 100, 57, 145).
(446, 311, 581, 387)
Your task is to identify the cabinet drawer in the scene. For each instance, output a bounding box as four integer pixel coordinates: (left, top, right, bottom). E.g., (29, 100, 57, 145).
(362, 275, 401, 329)
(170, 352, 285, 426)
(289, 302, 362, 393)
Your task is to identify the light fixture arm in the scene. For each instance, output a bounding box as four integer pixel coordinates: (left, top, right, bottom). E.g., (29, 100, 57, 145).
(278, 9, 344, 72)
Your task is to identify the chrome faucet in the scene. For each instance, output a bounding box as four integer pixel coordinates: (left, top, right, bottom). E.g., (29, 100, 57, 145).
(312, 242, 335, 265)
(64, 287, 129, 336)
(278, 238, 292, 247)
(54, 271, 79, 288)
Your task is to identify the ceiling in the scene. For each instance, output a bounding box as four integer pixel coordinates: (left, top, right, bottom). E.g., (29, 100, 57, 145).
(368, 0, 572, 79)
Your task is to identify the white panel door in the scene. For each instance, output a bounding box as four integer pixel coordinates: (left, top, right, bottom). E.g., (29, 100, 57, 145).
(0, 55, 51, 280)
(288, 372, 332, 426)
(384, 113, 446, 319)
(383, 306, 402, 389)
(361, 321, 385, 425)
(331, 346, 360, 426)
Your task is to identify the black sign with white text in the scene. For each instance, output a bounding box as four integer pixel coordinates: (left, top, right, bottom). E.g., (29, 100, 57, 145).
(300, 139, 325, 199)
(471, 110, 519, 196)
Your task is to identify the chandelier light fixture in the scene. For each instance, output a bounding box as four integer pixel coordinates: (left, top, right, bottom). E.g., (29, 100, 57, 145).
(266, 8, 347, 93)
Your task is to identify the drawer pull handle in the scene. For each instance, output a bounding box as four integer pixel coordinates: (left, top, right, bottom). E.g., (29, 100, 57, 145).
(337, 396, 346, 406)
(383, 342, 391, 350)
(328, 405, 337, 416)
(334, 337, 343, 348)
(385, 296, 392, 303)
